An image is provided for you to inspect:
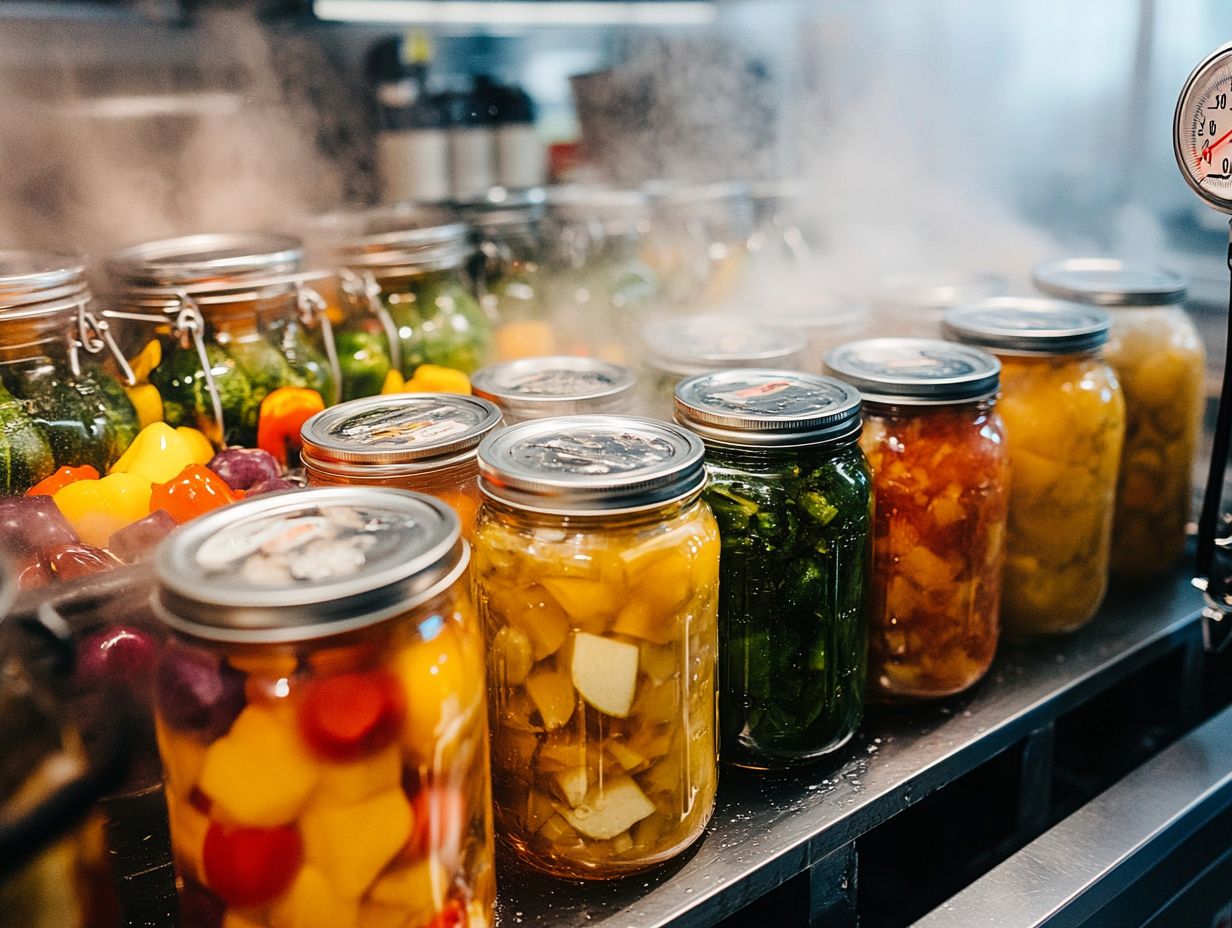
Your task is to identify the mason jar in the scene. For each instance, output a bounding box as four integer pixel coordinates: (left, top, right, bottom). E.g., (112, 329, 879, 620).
(756, 293, 869, 373)
(945, 298, 1126, 635)
(674, 369, 871, 766)
(872, 271, 1008, 339)
(1033, 258, 1205, 580)
(151, 487, 495, 928)
(105, 234, 339, 449)
(471, 356, 636, 424)
(473, 416, 719, 879)
(306, 206, 492, 387)
(640, 315, 805, 420)
(0, 252, 139, 490)
(826, 339, 1008, 701)
(454, 188, 555, 361)
(300, 394, 502, 538)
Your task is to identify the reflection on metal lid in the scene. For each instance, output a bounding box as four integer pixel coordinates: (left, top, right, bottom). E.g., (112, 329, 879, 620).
(471, 356, 635, 420)
(825, 338, 1001, 405)
(1032, 257, 1187, 307)
(943, 297, 1110, 355)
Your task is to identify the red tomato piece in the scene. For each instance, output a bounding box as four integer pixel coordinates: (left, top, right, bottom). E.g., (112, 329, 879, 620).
(202, 822, 302, 908)
(149, 464, 238, 524)
(297, 670, 406, 761)
(27, 465, 100, 497)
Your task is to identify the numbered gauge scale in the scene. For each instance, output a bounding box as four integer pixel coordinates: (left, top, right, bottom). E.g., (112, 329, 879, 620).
(1174, 42, 1232, 652)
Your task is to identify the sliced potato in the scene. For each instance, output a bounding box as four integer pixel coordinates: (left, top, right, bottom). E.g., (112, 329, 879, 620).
(559, 777, 656, 840)
(571, 633, 639, 718)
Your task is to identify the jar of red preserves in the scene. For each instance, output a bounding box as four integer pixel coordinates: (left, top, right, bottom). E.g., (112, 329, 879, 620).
(825, 339, 1008, 700)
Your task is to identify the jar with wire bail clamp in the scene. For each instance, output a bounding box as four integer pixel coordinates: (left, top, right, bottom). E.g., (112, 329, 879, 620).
(675, 369, 871, 767)
(105, 234, 339, 449)
(473, 415, 719, 878)
(151, 486, 495, 928)
(1032, 258, 1204, 581)
(0, 252, 139, 491)
(305, 205, 492, 397)
(471, 356, 636, 424)
(944, 298, 1125, 635)
(300, 392, 502, 537)
(825, 339, 1008, 701)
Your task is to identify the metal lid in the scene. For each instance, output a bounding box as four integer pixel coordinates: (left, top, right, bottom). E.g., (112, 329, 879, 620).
(300, 394, 502, 469)
(759, 293, 868, 334)
(642, 315, 806, 379)
(874, 271, 1008, 312)
(451, 187, 547, 229)
(824, 338, 1001, 406)
(675, 369, 861, 447)
(471, 356, 636, 420)
(1032, 257, 1188, 307)
(154, 487, 465, 643)
(478, 415, 706, 515)
(106, 233, 304, 296)
(304, 204, 472, 274)
(943, 297, 1111, 355)
(0, 252, 89, 311)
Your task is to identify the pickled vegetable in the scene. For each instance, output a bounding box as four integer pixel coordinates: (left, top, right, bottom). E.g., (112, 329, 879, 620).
(336, 330, 393, 402)
(1103, 308, 1205, 578)
(862, 404, 1009, 699)
(0, 379, 54, 493)
(705, 444, 871, 765)
(152, 343, 260, 448)
(384, 274, 492, 377)
(475, 502, 720, 878)
(996, 355, 1125, 634)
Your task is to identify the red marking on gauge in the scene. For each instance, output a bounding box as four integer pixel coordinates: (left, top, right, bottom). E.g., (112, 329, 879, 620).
(1198, 127, 1232, 167)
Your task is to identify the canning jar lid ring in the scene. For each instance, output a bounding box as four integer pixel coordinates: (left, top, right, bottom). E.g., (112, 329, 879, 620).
(450, 187, 547, 228)
(301, 394, 502, 466)
(674, 369, 863, 447)
(153, 486, 466, 642)
(471, 356, 636, 414)
(0, 251, 89, 311)
(477, 414, 707, 514)
(642, 316, 806, 378)
(300, 446, 481, 480)
(824, 337, 1002, 404)
(105, 233, 304, 289)
(943, 297, 1110, 354)
(1032, 257, 1188, 307)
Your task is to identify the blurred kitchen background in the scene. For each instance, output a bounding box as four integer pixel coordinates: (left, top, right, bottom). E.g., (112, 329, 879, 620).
(1, 0, 1230, 310)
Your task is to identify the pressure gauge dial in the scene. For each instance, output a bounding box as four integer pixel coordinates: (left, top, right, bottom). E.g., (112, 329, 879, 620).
(1175, 42, 1232, 213)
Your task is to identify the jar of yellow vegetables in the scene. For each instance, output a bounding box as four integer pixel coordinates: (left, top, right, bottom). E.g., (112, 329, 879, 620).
(473, 416, 719, 879)
(152, 487, 495, 928)
(300, 394, 502, 537)
(1033, 258, 1204, 580)
(945, 299, 1125, 635)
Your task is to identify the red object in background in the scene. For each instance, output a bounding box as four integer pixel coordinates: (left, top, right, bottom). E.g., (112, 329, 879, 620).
(547, 140, 584, 184)
(202, 822, 302, 908)
(150, 465, 237, 524)
(298, 670, 406, 762)
(257, 387, 326, 466)
(26, 464, 100, 497)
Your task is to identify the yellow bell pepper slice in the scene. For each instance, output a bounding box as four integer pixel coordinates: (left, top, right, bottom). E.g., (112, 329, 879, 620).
(403, 364, 472, 396)
(175, 427, 216, 466)
(125, 383, 164, 429)
(379, 369, 405, 395)
(53, 472, 153, 548)
(110, 422, 201, 483)
(128, 340, 162, 383)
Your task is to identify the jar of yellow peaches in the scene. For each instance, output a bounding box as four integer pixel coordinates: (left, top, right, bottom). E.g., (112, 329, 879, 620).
(151, 487, 495, 928)
(945, 299, 1126, 635)
(1033, 258, 1204, 580)
(825, 339, 1008, 700)
(300, 394, 502, 538)
(471, 356, 637, 424)
(473, 416, 720, 879)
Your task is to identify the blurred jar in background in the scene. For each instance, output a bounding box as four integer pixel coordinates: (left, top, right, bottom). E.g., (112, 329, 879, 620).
(1032, 258, 1205, 581)
(945, 299, 1125, 636)
(644, 181, 754, 311)
(750, 291, 869, 373)
(746, 180, 820, 271)
(453, 188, 554, 361)
(471, 356, 636, 423)
(542, 186, 658, 361)
(872, 271, 1007, 339)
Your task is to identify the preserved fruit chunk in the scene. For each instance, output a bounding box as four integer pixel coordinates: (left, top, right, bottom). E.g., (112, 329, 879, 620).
(571, 634, 639, 718)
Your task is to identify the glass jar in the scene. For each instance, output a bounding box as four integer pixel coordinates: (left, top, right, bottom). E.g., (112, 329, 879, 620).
(471, 356, 636, 424)
(151, 487, 495, 928)
(674, 370, 871, 767)
(454, 188, 555, 362)
(1033, 258, 1205, 580)
(473, 416, 719, 879)
(106, 234, 339, 449)
(0, 252, 139, 490)
(640, 315, 805, 420)
(945, 299, 1125, 635)
(826, 339, 1008, 700)
(872, 271, 1008, 338)
(756, 293, 869, 373)
(746, 180, 819, 271)
(306, 206, 492, 386)
(643, 181, 754, 311)
(542, 186, 658, 361)
(300, 394, 502, 538)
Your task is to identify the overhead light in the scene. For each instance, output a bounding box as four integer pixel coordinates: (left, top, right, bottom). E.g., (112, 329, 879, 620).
(313, 0, 717, 26)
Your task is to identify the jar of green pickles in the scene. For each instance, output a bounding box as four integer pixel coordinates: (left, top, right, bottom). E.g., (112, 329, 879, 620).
(473, 416, 719, 879)
(105, 234, 339, 448)
(0, 252, 140, 492)
(1032, 258, 1205, 581)
(306, 206, 492, 394)
(944, 299, 1125, 635)
(471, 356, 636, 423)
(674, 370, 871, 767)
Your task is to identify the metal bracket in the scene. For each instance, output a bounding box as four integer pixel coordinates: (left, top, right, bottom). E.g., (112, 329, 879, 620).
(66, 302, 137, 385)
(296, 283, 342, 405)
(172, 294, 228, 448)
(340, 268, 402, 377)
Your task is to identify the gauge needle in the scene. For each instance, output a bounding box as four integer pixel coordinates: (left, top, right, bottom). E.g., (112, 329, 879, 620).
(1197, 127, 1232, 166)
